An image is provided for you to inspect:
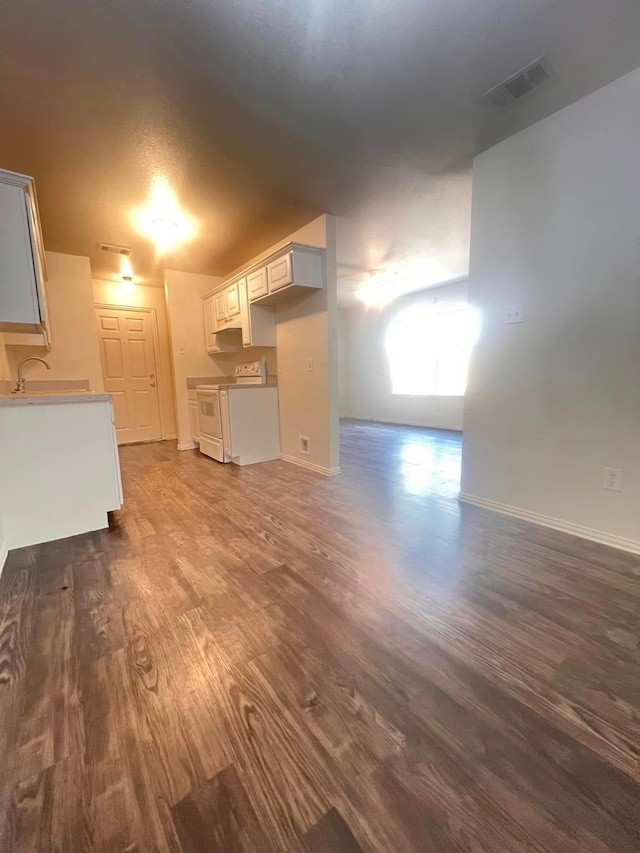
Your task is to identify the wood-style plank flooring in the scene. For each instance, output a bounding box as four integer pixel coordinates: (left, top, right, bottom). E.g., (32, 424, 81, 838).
(1, 419, 639, 851)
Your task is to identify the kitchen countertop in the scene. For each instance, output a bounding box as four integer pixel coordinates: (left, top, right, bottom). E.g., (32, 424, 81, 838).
(186, 376, 230, 390)
(213, 383, 278, 391)
(0, 391, 112, 407)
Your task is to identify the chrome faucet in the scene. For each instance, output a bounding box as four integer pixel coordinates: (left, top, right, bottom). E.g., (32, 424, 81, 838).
(14, 356, 51, 392)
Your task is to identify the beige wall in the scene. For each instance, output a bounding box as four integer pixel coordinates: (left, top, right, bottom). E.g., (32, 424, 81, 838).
(341, 280, 468, 430)
(461, 68, 640, 550)
(0, 335, 10, 381)
(6, 252, 104, 392)
(92, 279, 177, 439)
(224, 214, 339, 473)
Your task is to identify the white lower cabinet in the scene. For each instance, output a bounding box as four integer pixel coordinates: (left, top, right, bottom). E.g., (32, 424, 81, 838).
(0, 397, 122, 550)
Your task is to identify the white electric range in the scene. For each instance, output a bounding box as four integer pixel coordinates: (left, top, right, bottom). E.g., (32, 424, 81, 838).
(196, 362, 280, 465)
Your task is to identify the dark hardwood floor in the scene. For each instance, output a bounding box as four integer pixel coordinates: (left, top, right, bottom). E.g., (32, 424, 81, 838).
(1, 419, 639, 851)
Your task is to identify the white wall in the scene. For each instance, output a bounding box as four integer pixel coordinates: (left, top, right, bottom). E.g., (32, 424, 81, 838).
(92, 279, 177, 439)
(461, 68, 640, 551)
(6, 252, 104, 392)
(0, 514, 6, 577)
(341, 280, 468, 430)
(337, 308, 349, 417)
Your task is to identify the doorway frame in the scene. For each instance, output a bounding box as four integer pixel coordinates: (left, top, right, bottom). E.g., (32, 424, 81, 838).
(95, 302, 172, 442)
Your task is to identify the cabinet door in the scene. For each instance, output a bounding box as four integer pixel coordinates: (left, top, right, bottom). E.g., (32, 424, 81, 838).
(247, 267, 268, 301)
(226, 281, 241, 318)
(188, 401, 200, 442)
(0, 182, 41, 326)
(267, 252, 293, 293)
(239, 279, 252, 347)
(203, 297, 217, 351)
(214, 291, 227, 328)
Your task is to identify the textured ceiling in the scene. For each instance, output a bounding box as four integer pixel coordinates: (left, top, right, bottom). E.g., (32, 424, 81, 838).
(2, 0, 639, 304)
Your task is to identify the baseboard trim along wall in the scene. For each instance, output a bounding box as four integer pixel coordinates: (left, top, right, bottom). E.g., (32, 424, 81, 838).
(281, 453, 341, 477)
(0, 539, 8, 578)
(458, 492, 640, 555)
(177, 442, 197, 451)
(342, 415, 463, 432)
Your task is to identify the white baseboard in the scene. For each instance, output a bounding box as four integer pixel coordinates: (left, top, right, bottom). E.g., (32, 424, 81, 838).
(281, 453, 341, 477)
(163, 433, 178, 441)
(0, 539, 8, 579)
(177, 442, 197, 451)
(342, 415, 463, 432)
(458, 492, 640, 555)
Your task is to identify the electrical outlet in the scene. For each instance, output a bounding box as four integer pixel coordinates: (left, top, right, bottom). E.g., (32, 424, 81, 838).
(505, 304, 524, 324)
(177, 343, 185, 354)
(603, 467, 623, 492)
(299, 436, 310, 454)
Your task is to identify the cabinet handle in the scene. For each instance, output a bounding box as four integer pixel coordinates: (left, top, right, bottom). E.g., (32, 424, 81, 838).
(150, 382, 156, 387)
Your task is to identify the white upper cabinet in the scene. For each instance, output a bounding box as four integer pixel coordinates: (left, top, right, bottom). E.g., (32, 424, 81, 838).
(214, 291, 227, 326)
(203, 295, 217, 348)
(0, 169, 50, 342)
(201, 242, 324, 350)
(247, 267, 268, 300)
(204, 294, 241, 353)
(239, 277, 276, 348)
(225, 280, 241, 318)
(258, 244, 323, 305)
(210, 281, 242, 333)
(267, 252, 293, 293)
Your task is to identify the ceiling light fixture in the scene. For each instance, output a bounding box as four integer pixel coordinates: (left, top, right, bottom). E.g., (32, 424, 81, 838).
(132, 177, 197, 253)
(151, 217, 179, 248)
(356, 269, 399, 309)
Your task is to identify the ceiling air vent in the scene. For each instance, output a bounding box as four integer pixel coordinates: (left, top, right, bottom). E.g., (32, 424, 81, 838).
(484, 56, 556, 112)
(98, 242, 131, 256)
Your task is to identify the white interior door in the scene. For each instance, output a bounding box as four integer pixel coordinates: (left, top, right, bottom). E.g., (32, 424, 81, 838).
(95, 306, 162, 444)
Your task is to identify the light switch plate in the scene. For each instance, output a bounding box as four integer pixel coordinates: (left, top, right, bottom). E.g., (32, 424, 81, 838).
(505, 304, 524, 324)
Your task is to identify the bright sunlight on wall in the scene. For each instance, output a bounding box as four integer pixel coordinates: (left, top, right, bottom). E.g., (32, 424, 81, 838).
(386, 305, 478, 396)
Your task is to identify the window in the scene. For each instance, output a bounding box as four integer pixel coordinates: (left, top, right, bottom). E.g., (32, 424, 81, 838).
(386, 305, 476, 396)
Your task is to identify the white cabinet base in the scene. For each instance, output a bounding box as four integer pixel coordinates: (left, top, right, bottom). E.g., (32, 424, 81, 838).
(0, 400, 122, 550)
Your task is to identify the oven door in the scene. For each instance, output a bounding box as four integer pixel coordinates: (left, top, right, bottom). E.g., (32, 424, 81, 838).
(196, 390, 227, 462)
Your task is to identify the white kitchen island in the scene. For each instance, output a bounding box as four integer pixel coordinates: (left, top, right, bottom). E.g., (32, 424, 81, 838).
(0, 392, 122, 557)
